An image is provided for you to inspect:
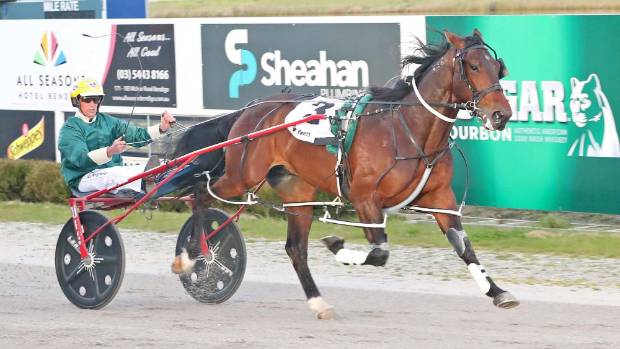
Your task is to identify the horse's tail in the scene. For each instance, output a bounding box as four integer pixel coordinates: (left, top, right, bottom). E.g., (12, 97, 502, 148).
(167, 109, 244, 187)
(172, 109, 243, 158)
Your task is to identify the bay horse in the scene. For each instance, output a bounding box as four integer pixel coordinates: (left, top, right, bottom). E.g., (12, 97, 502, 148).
(171, 29, 519, 318)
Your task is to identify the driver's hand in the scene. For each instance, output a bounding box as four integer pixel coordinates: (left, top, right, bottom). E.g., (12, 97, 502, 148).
(107, 136, 127, 156)
(160, 111, 176, 132)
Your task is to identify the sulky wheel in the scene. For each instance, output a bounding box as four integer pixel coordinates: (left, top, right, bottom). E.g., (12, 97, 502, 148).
(176, 208, 246, 304)
(55, 211, 125, 309)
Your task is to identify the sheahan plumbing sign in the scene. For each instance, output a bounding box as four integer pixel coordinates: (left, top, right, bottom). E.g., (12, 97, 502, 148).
(201, 23, 401, 109)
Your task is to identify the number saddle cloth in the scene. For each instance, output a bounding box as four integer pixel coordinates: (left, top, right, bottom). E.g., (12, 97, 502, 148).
(283, 95, 373, 155)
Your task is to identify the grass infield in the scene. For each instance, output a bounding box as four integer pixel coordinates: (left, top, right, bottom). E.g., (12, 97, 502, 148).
(1, 200, 619, 259)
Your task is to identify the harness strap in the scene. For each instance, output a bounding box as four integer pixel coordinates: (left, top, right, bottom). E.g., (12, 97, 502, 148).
(203, 171, 259, 205)
(411, 75, 458, 123)
(382, 165, 433, 214)
(403, 206, 463, 217)
(396, 108, 451, 166)
(282, 199, 345, 207)
(335, 147, 344, 198)
(397, 108, 428, 165)
(319, 211, 388, 229)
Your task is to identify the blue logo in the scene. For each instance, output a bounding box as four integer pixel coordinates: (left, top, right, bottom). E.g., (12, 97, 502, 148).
(225, 29, 257, 98)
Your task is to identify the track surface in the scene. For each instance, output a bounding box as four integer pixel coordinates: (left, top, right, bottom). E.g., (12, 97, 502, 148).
(1, 222, 619, 348)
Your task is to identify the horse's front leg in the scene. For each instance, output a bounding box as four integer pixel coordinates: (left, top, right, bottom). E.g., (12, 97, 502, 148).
(433, 210, 520, 309)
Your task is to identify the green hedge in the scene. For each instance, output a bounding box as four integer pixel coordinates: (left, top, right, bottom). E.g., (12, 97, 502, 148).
(0, 159, 70, 203)
(0, 159, 338, 217)
(0, 159, 33, 201)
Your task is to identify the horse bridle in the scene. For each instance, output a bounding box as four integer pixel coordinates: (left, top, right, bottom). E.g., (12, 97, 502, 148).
(404, 40, 507, 124)
(454, 42, 507, 117)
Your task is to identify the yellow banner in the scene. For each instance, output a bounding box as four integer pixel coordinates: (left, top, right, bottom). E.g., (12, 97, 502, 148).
(7, 116, 45, 160)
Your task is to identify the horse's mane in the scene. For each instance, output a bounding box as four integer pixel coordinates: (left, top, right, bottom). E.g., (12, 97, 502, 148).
(370, 34, 482, 102)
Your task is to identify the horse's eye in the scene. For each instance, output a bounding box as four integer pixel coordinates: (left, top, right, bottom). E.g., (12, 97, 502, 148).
(470, 64, 479, 71)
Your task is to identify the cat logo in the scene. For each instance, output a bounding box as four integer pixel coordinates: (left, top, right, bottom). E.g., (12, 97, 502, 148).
(568, 74, 620, 157)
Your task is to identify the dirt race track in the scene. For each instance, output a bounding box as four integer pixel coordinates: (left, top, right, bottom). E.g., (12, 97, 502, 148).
(1, 222, 619, 348)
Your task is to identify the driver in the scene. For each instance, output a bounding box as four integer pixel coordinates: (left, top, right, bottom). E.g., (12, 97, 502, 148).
(58, 77, 176, 194)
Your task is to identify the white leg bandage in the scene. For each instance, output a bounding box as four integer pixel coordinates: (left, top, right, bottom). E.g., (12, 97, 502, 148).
(335, 249, 368, 265)
(468, 263, 491, 294)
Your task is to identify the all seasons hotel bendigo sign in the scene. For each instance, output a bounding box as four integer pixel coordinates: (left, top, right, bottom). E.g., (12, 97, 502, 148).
(0, 21, 176, 110)
(429, 15, 620, 214)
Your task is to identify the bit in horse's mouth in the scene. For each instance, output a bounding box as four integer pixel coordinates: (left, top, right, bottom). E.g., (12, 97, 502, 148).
(480, 114, 494, 131)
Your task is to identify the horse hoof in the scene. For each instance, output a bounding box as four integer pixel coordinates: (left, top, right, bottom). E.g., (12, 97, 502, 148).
(171, 249, 196, 274)
(321, 235, 344, 255)
(362, 247, 389, 267)
(316, 307, 337, 320)
(308, 296, 337, 320)
(493, 291, 520, 309)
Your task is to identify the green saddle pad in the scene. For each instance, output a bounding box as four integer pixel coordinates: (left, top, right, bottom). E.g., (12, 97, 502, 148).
(327, 94, 373, 155)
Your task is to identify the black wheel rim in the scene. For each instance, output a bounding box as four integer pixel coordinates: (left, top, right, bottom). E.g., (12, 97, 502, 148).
(55, 211, 125, 309)
(177, 208, 246, 304)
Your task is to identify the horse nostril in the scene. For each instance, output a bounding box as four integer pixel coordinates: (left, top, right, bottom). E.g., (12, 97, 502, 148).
(493, 111, 503, 122)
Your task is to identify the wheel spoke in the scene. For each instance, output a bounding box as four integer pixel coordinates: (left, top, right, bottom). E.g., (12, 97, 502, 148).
(207, 260, 212, 275)
(210, 240, 222, 254)
(65, 263, 85, 283)
(213, 259, 233, 276)
(96, 254, 118, 264)
(215, 234, 239, 263)
(216, 232, 235, 251)
(92, 267, 101, 299)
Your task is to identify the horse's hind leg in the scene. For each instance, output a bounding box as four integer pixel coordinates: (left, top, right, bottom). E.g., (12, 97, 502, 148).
(268, 167, 336, 319)
(170, 185, 209, 274)
(287, 205, 336, 319)
(171, 174, 249, 274)
(434, 211, 520, 309)
(322, 197, 390, 267)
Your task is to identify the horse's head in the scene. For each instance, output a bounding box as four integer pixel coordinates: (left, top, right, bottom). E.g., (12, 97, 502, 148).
(445, 29, 511, 131)
(569, 74, 604, 128)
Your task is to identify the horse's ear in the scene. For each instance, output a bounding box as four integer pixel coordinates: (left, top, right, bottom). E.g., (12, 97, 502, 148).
(444, 31, 466, 49)
(473, 28, 483, 40)
(498, 58, 509, 79)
